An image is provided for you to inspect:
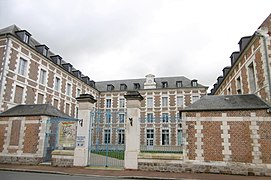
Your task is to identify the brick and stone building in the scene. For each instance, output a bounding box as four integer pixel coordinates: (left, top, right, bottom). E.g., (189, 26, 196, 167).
(0, 104, 75, 165)
(209, 14, 271, 105)
(0, 25, 208, 152)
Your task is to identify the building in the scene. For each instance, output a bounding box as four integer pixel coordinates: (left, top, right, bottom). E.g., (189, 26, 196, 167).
(209, 14, 271, 105)
(0, 25, 208, 150)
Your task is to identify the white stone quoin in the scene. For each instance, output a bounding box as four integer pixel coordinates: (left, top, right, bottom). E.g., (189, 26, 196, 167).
(124, 91, 143, 169)
(73, 94, 96, 166)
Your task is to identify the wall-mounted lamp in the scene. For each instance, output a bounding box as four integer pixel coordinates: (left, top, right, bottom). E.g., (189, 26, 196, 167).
(129, 117, 133, 126)
(78, 119, 83, 127)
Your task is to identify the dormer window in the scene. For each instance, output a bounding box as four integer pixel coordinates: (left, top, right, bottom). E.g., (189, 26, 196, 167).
(162, 82, 168, 88)
(134, 83, 140, 90)
(191, 80, 198, 87)
(107, 84, 114, 91)
(176, 81, 182, 88)
(36, 45, 49, 57)
(15, 30, 31, 44)
(120, 84, 127, 91)
(50, 55, 62, 65)
(62, 63, 73, 72)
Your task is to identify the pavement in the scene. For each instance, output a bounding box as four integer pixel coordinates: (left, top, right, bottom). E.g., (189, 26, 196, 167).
(0, 164, 270, 180)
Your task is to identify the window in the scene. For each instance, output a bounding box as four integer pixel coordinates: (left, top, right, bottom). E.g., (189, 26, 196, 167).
(162, 129, 170, 145)
(23, 34, 30, 43)
(147, 97, 153, 108)
(77, 89, 81, 97)
(105, 110, 111, 123)
(43, 48, 48, 56)
(177, 129, 183, 145)
(66, 83, 72, 96)
(65, 103, 70, 115)
(14, 85, 24, 103)
(162, 113, 169, 123)
(134, 83, 140, 90)
(191, 80, 198, 87)
(119, 113, 125, 123)
(227, 87, 231, 95)
(53, 99, 59, 108)
(236, 77, 242, 94)
(177, 96, 183, 107)
(162, 82, 168, 88)
(119, 98, 125, 108)
(120, 84, 127, 90)
(192, 96, 199, 103)
(107, 84, 114, 91)
(37, 93, 44, 104)
(76, 107, 79, 118)
(104, 129, 111, 144)
(106, 99, 111, 108)
(39, 69, 47, 85)
(147, 113, 154, 123)
(162, 97, 168, 107)
(118, 129, 125, 144)
(54, 77, 61, 91)
(18, 58, 27, 76)
(146, 129, 154, 146)
(177, 112, 183, 122)
(248, 63, 256, 93)
(176, 81, 183, 88)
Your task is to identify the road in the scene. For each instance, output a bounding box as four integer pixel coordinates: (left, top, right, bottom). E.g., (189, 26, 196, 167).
(0, 170, 128, 180)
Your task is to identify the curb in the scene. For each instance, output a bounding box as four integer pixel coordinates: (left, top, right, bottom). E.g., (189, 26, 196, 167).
(0, 168, 192, 180)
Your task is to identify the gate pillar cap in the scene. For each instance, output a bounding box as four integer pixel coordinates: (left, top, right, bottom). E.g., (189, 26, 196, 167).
(124, 91, 143, 101)
(76, 94, 97, 103)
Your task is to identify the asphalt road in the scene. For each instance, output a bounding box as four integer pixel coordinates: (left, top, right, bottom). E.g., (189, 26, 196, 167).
(0, 170, 128, 180)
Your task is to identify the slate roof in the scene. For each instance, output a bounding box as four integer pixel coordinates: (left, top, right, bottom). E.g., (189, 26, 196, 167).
(96, 76, 207, 92)
(181, 94, 270, 112)
(0, 104, 71, 118)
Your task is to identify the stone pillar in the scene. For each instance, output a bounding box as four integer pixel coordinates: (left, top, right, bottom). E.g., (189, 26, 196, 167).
(73, 94, 96, 166)
(124, 91, 143, 170)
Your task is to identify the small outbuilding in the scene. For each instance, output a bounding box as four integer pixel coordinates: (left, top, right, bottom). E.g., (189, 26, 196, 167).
(0, 104, 77, 165)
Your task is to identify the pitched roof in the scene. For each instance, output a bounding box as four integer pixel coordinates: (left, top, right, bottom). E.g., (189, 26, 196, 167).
(181, 94, 270, 112)
(96, 76, 207, 92)
(0, 104, 71, 118)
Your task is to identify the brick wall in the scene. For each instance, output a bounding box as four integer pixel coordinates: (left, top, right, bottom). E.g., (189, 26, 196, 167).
(184, 109, 271, 164)
(23, 123, 40, 153)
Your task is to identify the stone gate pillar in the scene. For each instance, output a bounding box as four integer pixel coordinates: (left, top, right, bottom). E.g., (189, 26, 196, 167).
(73, 94, 96, 166)
(124, 91, 143, 170)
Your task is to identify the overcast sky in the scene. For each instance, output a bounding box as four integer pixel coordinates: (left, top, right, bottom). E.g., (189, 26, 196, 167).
(0, 0, 270, 91)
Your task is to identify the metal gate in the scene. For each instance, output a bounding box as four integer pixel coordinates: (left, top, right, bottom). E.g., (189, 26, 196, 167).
(43, 117, 78, 162)
(88, 110, 126, 168)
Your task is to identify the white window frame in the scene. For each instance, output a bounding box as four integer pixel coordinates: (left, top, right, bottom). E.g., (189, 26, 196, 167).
(119, 113, 125, 124)
(161, 129, 170, 145)
(77, 88, 81, 98)
(162, 113, 169, 123)
(106, 98, 112, 108)
(39, 68, 47, 85)
(177, 96, 184, 107)
(162, 96, 168, 107)
(147, 97, 153, 108)
(192, 95, 199, 103)
(146, 113, 154, 123)
(104, 129, 111, 144)
(119, 98, 125, 108)
(18, 57, 28, 76)
(66, 83, 72, 96)
(118, 129, 125, 144)
(54, 76, 61, 91)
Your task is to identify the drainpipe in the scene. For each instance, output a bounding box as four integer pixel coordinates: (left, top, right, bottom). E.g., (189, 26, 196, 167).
(0, 34, 11, 108)
(255, 29, 271, 102)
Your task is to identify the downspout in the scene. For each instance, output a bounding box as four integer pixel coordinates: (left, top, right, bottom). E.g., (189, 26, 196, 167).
(256, 30, 271, 102)
(0, 34, 11, 109)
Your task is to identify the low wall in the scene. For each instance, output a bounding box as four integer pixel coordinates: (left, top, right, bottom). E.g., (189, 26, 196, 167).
(138, 158, 271, 176)
(0, 155, 43, 165)
(51, 150, 74, 167)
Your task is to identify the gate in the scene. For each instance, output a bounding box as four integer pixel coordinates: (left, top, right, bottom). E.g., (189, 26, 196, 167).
(88, 110, 126, 168)
(43, 117, 78, 162)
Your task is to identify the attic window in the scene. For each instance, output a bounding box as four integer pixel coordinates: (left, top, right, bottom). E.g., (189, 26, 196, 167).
(15, 30, 31, 44)
(134, 83, 140, 90)
(162, 82, 168, 88)
(191, 80, 198, 87)
(120, 84, 127, 91)
(176, 81, 182, 88)
(107, 84, 114, 91)
(36, 45, 49, 57)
